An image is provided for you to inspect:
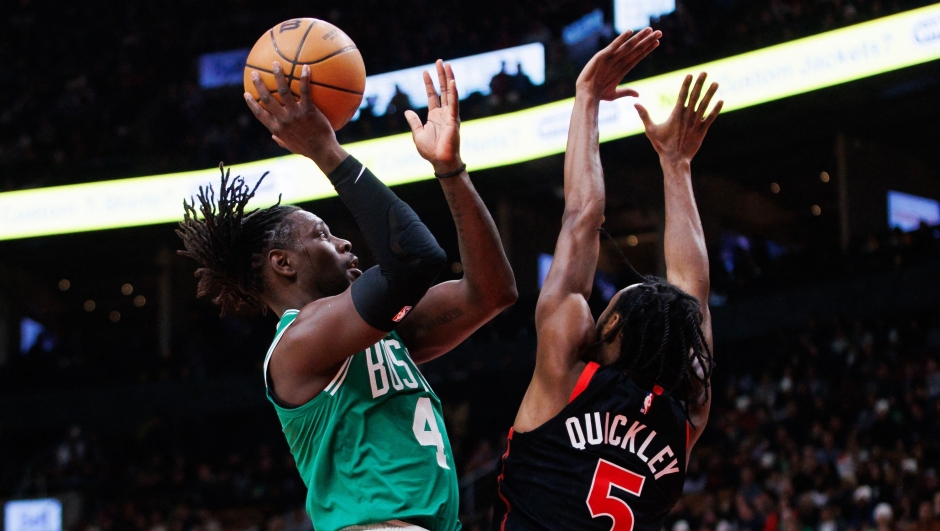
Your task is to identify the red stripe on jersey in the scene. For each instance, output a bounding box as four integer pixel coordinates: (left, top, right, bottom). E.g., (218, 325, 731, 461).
(497, 428, 514, 531)
(569, 362, 600, 403)
(686, 421, 691, 447)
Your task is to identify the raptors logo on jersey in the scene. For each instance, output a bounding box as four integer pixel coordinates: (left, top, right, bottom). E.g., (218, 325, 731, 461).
(494, 362, 689, 531)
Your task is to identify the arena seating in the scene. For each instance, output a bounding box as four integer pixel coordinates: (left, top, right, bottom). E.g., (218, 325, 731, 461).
(1, 0, 931, 191)
(2, 2, 939, 530)
(3, 303, 939, 530)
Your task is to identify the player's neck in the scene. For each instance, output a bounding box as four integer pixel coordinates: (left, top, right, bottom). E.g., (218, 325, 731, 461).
(267, 290, 320, 318)
(587, 336, 622, 366)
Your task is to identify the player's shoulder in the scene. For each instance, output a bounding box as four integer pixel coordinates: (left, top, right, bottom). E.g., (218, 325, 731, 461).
(277, 308, 301, 328)
(579, 367, 687, 423)
(281, 293, 357, 335)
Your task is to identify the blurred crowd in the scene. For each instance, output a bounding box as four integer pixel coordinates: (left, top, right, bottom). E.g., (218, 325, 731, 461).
(659, 310, 940, 531)
(3, 306, 939, 531)
(715, 222, 940, 296)
(3, 220, 937, 395)
(8, 414, 311, 531)
(3, 1, 940, 530)
(1, 0, 933, 191)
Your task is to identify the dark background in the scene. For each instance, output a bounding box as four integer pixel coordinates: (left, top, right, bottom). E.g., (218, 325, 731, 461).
(1, 1, 939, 530)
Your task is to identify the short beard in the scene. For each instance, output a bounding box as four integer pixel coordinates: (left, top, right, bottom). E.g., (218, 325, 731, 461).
(316, 272, 351, 298)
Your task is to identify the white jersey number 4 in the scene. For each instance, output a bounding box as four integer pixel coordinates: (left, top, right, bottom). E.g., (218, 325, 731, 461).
(413, 397, 450, 469)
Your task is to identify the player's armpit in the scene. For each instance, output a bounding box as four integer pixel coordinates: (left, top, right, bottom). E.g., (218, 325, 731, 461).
(512, 362, 583, 433)
(514, 231, 601, 430)
(267, 290, 388, 406)
(511, 292, 595, 432)
(513, 313, 591, 432)
(535, 292, 596, 375)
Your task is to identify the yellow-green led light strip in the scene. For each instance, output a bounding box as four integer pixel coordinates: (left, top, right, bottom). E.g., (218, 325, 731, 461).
(2, 3, 940, 241)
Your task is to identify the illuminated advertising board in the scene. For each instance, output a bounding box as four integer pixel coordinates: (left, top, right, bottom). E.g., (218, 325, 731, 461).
(199, 49, 250, 89)
(355, 43, 546, 118)
(198, 44, 546, 114)
(614, 0, 675, 33)
(563, 9, 605, 46)
(888, 190, 940, 231)
(2, 4, 940, 241)
(4, 499, 62, 531)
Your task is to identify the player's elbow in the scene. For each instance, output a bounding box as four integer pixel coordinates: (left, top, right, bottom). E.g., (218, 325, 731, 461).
(472, 275, 518, 315)
(694, 278, 711, 304)
(668, 270, 710, 302)
(492, 281, 519, 311)
(505, 281, 520, 306)
(395, 220, 448, 277)
(421, 241, 448, 277)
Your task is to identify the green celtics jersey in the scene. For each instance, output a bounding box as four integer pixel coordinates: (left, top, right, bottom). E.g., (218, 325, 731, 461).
(263, 310, 460, 531)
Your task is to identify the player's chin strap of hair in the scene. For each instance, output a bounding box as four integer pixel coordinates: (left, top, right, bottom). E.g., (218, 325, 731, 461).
(328, 155, 447, 331)
(599, 227, 647, 286)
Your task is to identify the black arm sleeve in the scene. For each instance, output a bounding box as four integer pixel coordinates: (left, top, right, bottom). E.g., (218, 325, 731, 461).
(328, 155, 447, 331)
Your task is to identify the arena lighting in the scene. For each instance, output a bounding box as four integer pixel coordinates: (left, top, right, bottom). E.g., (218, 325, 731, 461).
(354, 42, 546, 119)
(2, 3, 940, 241)
(888, 190, 940, 231)
(614, 0, 676, 33)
(4, 498, 62, 531)
(199, 43, 546, 112)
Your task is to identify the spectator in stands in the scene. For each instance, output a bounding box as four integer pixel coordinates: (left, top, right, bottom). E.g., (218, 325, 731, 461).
(5, 0, 929, 192)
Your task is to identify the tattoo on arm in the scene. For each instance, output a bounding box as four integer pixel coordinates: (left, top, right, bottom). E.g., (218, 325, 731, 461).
(444, 188, 465, 237)
(424, 307, 465, 329)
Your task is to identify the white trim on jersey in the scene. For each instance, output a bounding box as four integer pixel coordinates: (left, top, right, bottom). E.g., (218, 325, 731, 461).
(263, 309, 299, 388)
(324, 356, 353, 396)
(415, 368, 431, 393)
(340, 520, 429, 531)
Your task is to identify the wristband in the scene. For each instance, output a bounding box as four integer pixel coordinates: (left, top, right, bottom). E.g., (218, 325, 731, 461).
(434, 164, 467, 179)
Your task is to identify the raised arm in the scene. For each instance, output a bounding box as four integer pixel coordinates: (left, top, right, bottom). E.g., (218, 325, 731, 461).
(244, 63, 447, 402)
(513, 29, 661, 432)
(536, 29, 660, 371)
(396, 61, 517, 362)
(635, 73, 722, 446)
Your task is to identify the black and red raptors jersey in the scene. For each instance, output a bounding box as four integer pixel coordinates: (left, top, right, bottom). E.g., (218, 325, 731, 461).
(494, 362, 689, 531)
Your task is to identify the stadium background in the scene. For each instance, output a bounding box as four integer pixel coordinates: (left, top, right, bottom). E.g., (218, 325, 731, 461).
(1, 1, 939, 530)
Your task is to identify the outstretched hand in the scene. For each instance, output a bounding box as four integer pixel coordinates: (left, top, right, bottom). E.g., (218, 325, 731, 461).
(576, 27, 661, 101)
(635, 73, 723, 162)
(405, 60, 463, 175)
(243, 62, 340, 165)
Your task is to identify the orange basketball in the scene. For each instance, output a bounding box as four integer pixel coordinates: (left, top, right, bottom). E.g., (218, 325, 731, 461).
(244, 18, 366, 130)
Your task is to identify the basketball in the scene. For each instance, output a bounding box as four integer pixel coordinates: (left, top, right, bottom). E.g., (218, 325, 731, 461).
(244, 18, 366, 130)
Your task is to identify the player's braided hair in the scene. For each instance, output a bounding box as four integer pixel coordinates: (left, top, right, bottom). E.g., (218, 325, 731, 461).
(176, 164, 299, 316)
(605, 278, 714, 423)
(598, 229, 714, 423)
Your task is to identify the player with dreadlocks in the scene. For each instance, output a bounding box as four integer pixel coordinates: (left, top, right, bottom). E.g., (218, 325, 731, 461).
(493, 29, 720, 530)
(179, 60, 516, 531)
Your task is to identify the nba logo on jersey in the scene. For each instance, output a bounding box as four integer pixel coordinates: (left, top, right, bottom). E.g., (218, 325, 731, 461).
(392, 306, 413, 322)
(640, 392, 654, 414)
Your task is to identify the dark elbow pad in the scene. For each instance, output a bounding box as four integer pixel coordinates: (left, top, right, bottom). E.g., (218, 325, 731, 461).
(350, 202, 447, 331)
(387, 199, 448, 275)
(328, 155, 447, 331)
